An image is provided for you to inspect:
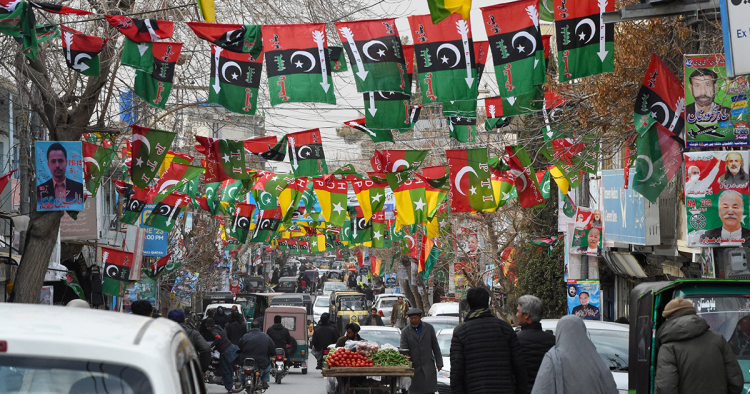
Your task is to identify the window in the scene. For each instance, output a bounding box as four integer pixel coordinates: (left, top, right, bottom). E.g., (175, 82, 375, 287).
(280, 316, 297, 331)
(685, 296, 750, 359)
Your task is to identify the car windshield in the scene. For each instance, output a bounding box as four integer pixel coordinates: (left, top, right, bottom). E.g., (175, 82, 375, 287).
(315, 298, 330, 307)
(425, 320, 459, 332)
(0, 356, 154, 393)
(437, 334, 452, 356)
(685, 296, 750, 359)
(338, 297, 366, 311)
(588, 330, 629, 371)
(361, 330, 400, 348)
(325, 283, 347, 291)
(380, 299, 397, 309)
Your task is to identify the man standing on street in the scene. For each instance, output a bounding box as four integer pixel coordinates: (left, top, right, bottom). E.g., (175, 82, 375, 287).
(238, 320, 276, 390)
(391, 296, 408, 329)
(400, 308, 442, 394)
(363, 307, 384, 326)
(654, 297, 743, 394)
(312, 313, 339, 369)
(515, 295, 555, 393)
(450, 287, 527, 394)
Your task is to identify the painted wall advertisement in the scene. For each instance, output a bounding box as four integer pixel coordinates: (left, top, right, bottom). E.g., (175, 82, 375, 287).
(567, 279, 602, 321)
(60, 198, 98, 240)
(35, 141, 85, 211)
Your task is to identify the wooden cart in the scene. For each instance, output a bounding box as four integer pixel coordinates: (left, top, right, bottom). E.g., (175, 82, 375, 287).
(322, 366, 414, 394)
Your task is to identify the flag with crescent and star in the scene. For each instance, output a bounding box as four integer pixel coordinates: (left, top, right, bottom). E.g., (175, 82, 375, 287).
(107, 16, 174, 73)
(408, 13, 478, 118)
(505, 145, 545, 208)
(418, 165, 450, 220)
(60, 25, 108, 77)
(351, 177, 388, 223)
(145, 192, 191, 232)
(388, 174, 428, 230)
(487, 166, 517, 212)
(554, 0, 614, 82)
(82, 142, 114, 198)
(101, 247, 134, 297)
(633, 123, 682, 203)
(370, 150, 429, 174)
(448, 116, 477, 143)
(130, 125, 176, 189)
(219, 179, 245, 214)
(287, 128, 328, 177)
(535, 170, 551, 200)
(344, 118, 393, 143)
(313, 175, 349, 227)
(115, 181, 146, 225)
(200, 181, 223, 216)
(1, 2, 38, 60)
(208, 44, 264, 116)
(348, 206, 372, 246)
(328, 46, 348, 72)
(401, 225, 421, 259)
(371, 211, 387, 249)
(133, 42, 182, 109)
(186, 22, 262, 58)
(226, 202, 256, 244)
(540, 0, 554, 21)
(142, 252, 177, 279)
(335, 18, 409, 94)
(262, 23, 336, 106)
(634, 53, 685, 138)
(250, 206, 283, 243)
(195, 136, 253, 182)
(147, 163, 204, 204)
(362, 91, 414, 131)
(446, 148, 495, 212)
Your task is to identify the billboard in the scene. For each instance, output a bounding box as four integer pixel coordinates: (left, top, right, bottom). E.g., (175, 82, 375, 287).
(35, 141, 85, 211)
(570, 207, 602, 256)
(601, 170, 660, 245)
(139, 204, 169, 256)
(567, 279, 601, 321)
(60, 198, 98, 240)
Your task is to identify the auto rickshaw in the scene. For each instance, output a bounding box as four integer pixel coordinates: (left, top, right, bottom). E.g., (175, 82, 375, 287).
(263, 306, 309, 374)
(628, 279, 750, 394)
(329, 291, 368, 335)
(327, 270, 345, 282)
(235, 292, 284, 329)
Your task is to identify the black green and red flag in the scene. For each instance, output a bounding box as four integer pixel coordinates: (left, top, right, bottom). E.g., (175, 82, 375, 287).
(448, 116, 477, 143)
(408, 13, 478, 118)
(65, 271, 86, 300)
(250, 207, 283, 243)
(363, 91, 413, 131)
(370, 149, 429, 173)
(344, 118, 393, 144)
(313, 175, 348, 227)
(262, 23, 335, 106)
(403, 44, 414, 93)
(259, 135, 288, 162)
(473, 40, 489, 84)
(29, 2, 92, 15)
(31, 24, 59, 43)
(82, 142, 114, 197)
(530, 235, 559, 257)
(484, 85, 544, 122)
(484, 97, 513, 130)
(148, 163, 203, 204)
(632, 122, 682, 203)
(105, 16, 174, 42)
(134, 42, 182, 109)
(633, 53, 685, 137)
(335, 18, 409, 93)
(195, 136, 252, 183)
(186, 22, 262, 57)
(60, 25, 108, 77)
(101, 247, 134, 297)
(117, 182, 149, 225)
(209, 44, 264, 115)
(371, 211, 386, 248)
(554, 0, 614, 82)
(245, 136, 279, 155)
(130, 125, 176, 188)
(0, 2, 37, 60)
(287, 128, 328, 177)
(505, 145, 545, 208)
(145, 192, 191, 232)
(349, 206, 372, 245)
(351, 177, 388, 222)
(143, 253, 177, 278)
(227, 202, 256, 244)
(446, 148, 495, 212)
(328, 46, 348, 72)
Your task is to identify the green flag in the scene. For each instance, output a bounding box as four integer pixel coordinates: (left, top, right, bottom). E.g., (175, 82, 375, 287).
(144, 192, 190, 232)
(134, 42, 182, 109)
(130, 125, 176, 189)
(84, 144, 114, 198)
(446, 148, 495, 212)
(121, 38, 154, 72)
(328, 46, 348, 72)
(448, 117, 478, 143)
(632, 123, 683, 203)
(208, 45, 264, 115)
(555, 0, 614, 82)
(65, 271, 86, 300)
(363, 92, 414, 131)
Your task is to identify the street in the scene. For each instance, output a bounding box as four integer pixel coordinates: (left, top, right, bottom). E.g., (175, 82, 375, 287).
(207, 354, 328, 394)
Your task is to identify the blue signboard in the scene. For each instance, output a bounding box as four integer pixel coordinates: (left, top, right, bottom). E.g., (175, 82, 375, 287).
(139, 204, 168, 256)
(601, 170, 651, 245)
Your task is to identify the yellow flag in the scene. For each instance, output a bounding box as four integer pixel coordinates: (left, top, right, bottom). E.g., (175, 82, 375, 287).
(549, 166, 570, 195)
(196, 0, 215, 23)
(444, 0, 471, 20)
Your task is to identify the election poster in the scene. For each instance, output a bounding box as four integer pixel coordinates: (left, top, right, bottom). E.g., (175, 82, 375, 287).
(567, 279, 602, 321)
(700, 247, 715, 279)
(684, 54, 749, 147)
(171, 269, 199, 306)
(35, 141, 85, 211)
(570, 207, 603, 256)
(684, 151, 750, 247)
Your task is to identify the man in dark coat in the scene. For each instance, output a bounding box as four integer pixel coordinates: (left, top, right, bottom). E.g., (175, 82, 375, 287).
(238, 320, 276, 389)
(226, 311, 248, 345)
(362, 307, 384, 326)
(654, 297, 743, 394)
(207, 318, 240, 393)
(515, 295, 555, 393)
(266, 315, 297, 365)
(450, 287, 527, 394)
(312, 313, 339, 369)
(168, 309, 212, 373)
(400, 307, 443, 394)
(214, 306, 229, 329)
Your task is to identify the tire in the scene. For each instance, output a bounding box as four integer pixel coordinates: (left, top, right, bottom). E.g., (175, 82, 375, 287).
(276, 375, 282, 384)
(301, 368, 307, 375)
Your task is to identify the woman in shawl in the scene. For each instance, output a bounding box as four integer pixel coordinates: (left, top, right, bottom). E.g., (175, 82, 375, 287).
(531, 315, 618, 394)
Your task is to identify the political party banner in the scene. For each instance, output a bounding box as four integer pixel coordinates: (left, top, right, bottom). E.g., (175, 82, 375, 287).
(40, 285, 54, 305)
(139, 204, 169, 256)
(684, 151, 750, 247)
(171, 269, 199, 306)
(567, 279, 601, 321)
(684, 54, 749, 148)
(565, 222, 599, 280)
(570, 207, 603, 256)
(700, 247, 715, 279)
(35, 141, 85, 211)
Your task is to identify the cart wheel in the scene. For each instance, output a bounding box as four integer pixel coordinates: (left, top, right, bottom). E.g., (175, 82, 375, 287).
(301, 368, 307, 374)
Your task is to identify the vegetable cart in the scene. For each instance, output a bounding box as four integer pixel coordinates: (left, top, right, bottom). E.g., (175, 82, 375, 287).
(321, 366, 414, 394)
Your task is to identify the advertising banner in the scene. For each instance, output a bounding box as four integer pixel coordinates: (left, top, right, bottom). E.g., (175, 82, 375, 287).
(171, 269, 199, 306)
(570, 207, 603, 256)
(684, 54, 749, 147)
(700, 247, 715, 278)
(684, 151, 750, 247)
(60, 198, 98, 240)
(139, 204, 169, 256)
(567, 279, 601, 320)
(35, 141, 85, 211)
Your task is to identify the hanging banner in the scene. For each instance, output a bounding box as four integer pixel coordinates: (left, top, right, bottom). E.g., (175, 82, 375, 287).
(684, 151, 750, 247)
(570, 207, 603, 256)
(567, 279, 601, 320)
(700, 247, 716, 278)
(684, 54, 749, 148)
(35, 141, 85, 211)
(139, 204, 169, 256)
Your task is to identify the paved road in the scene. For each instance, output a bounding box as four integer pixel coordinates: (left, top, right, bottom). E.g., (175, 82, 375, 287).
(207, 354, 328, 394)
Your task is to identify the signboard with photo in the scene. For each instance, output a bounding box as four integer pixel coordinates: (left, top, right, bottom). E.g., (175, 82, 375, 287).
(35, 141, 85, 211)
(700, 247, 715, 279)
(171, 270, 199, 306)
(685, 151, 750, 247)
(567, 279, 601, 320)
(570, 207, 603, 256)
(139, 204, 169, 256)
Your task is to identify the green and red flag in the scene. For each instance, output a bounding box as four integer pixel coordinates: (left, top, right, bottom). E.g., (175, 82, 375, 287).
(535, 169, 551, 200)
(64, 271, 86, 300)
(335, 18, 408, 93)
(633, 53, 685, 137)
(144, 192, 191, 232)
(219, 179, 245, 214)
(484, 98, 513, 130)
(105, 15, 174, 42)
(196, 182, 221, 216)
(488, 167, 517, 211)
(505, 145, 545, 208)
(426, 0, 471, 24)
(328, 46, 348, 72)
(370, 149, 429, 173)
(473, 40, 489, 84)
(262, 23, 336, 105)
(554, 0, 614, 82)
(408, 13, 478, 117)
(530, 235, 559, 257)
(115, 181, 148, 225)
(209, 44, 264, 115)
(448, 116, 477, 143)
(540, 141, 582, 189)
(279, 177, 309, 223)
(130, 125, 176, 188)
(387, 175, 428, 229)
(403, 44, 414, 93)
(371, 211, 387, 248)
(245, 136, 279, 155)
(287, 128, 328, 177)
(344, 118, 393, 143)
(446, 148, 494, 212)
(195, 136, 252, 183)
(60, 26, 108, 77)
(186, 22, 262, 57)
(250, 207, 283, 243)
(82, 142, 114, 197)
(148, 163, 203, 204)
(362, 91, 414, 131)
(227, 202, 256, 244)
(29, 2, 93, 15)
(101, 247, 134, 297)
(402, 225, 421, 259)
(31, 24, 59, 43)
(134, 42, 182, 109)
(143, 253, 178, 278)
(351, 178, 388, 222)
(632, 122, 682, 203)
(484, 86, 544, 121)
(540, 0, 554, 21)
(259, 135, 288, 162)
(370, 255, 384, 276)
(0, 2, 37, 59)
(418, 233, 439, 278)
(482, 0, 545, 98)
(313, 175, 348, 227)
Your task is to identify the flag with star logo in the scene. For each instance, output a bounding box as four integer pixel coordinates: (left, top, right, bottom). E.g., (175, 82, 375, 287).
(250, 207, 283, 243)
(482, 0, 545, 98)
(133, 42, 182, 109)
(82, 142, 114, 197)
(344, 118, 393, 143)
(101, 247, 134, 297)
(144, 192, 191, 232)
(505, 145, 545, 208)
(328, 46, 348, 72)
(632, 122, 682, 203)
(186, 22, 262, 57)
(60, 25, 109, 77)
(197, 181, 222, 216)
(208, 44, 264, 115)
(448, 116, 477, 143)
(554, 0, 614, 82)
(488, 167, 517, 211)
(262, 23, 336, 105)
(148, 163, 203, 204)
(387, 175, 428, 229)
(287, 128, 328, 177)
(335, 18, 409, 93)
(371, 211, 387, 248)
(351, 178, 388, 222)
(195, 136, 253, 183)
(130, 125, 176, 189)
(349, 206, 372, 246)
(419, 165, 450, 220)
(633, 53, 685, 137)
(370, 149, 429, 173)
(313, 176, 348, 227)
(535, 169, 551, 200)
(226, 202, 256, 244)
(408, 13, 478, 118)
(446, 148, 495, 212)
(116, 181, 148, 225)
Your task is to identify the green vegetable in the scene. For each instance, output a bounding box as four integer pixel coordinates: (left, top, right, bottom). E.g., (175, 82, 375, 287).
(369, 349, 409, 366)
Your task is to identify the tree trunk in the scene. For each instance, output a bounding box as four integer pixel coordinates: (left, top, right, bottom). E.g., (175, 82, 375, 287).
(10, 211, 63, 303)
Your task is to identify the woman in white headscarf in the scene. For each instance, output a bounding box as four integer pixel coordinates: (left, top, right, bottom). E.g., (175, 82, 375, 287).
(531, 315, 618, 394)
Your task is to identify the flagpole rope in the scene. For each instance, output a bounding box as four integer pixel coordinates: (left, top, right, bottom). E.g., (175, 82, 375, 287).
(40, 3, 197, 28)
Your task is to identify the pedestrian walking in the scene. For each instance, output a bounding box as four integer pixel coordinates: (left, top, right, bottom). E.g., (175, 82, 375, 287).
(451, 287, 526, 394)
(200, 309, 216, 342)
(531, 315, 617, 394)
(226, 311, 248, 345)
(654, 297, 743, 394)
(206, 318, 240, 393)
(391, 296, 408, 329)
(400, 307, 442, 394)
(312, 313, 339, 369)
(168, 309, 212, 373)
(516, 295, 555, 393)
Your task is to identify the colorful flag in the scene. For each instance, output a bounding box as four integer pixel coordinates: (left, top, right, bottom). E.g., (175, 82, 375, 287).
(262, 23, 335, 105)
(371, 211, 387, 249)
(0, 2, 37, 59)
(426, 0, 472, 24)
(64, 271, 86, 300)
(634, 53, 685, 137)
(370, 149, 429, 173)
(370, 255, 384, 276)
(121, 38, 155, 72)
(130, 125, 176, 188)
(250, 207, 283, 243)
(505, 145, 545, 208)
(403, 44, 415, 93)
(363, 91, 414, 131)
(530, 236, 559, 257)
(227, 202, 256, 244)
(82, 143, 114, 197)
(29, 2, 93, 15)
(448, 116, 477, 143)
(195, 136, 251, 183)
(186, 22, 262, 57)
(0, 169, 16, 195)
(134, 42, 182, 109)
(328, 46, 348, 72)
(119, 183, 149, 225)
(279, 177, 309, 223)
(483, 85, 544, 119)
(418, 233, 439, 278)
(419, 165, 450, 220)
(287, 128, 328, 177)
(388, 175, 428, 229)
(142, 253, 177, 278)
(313, 176, 348, 227)
(554, 0, 614, 82)
(159, 151, 193, 176)
(145, 192, 191, 232)
(488, 167, 517, 211)
(335, 19, 408, 93)
(101, 247, 134, 297)
(260, 135, 288, 162)
(31, 24, 59, 43)
(219, 179, 245, 214)
(351, 178, 388, 222)
(632, 123, 683, 203)
(446, 148, 494, 212)
(473, 40, 489, 84)
(195, 0, 215, 23)
(104, 16, 174, 42)
(148, 163, 204, 204)
(349, 206, 372, 245)
(209, 44, 264, 115)
(344, 118, 393, 143)
(60, 26, 108, 77)
(535, 170, 551, 200)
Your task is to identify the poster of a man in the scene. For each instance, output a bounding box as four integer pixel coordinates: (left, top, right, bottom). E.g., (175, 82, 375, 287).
(685, 161, 720, 196)
(36, 141, 85, 211)
(686, 68, 731, 124)
(577, 228, 602, 255)
(718, 152, 749, 188)
(567, 280, 601, 321)
(699, 190, 750, 246)
(571, 207, 603, 256)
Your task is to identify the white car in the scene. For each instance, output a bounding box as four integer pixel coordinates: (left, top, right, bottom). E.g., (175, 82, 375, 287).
(372, 294, 410, 326)
(0, 303, 206, 393)
(313, 295, 330, 323)
(321, 281, 348, 297)
(358, 326, 401, 348)
(427, 302, 459, 317)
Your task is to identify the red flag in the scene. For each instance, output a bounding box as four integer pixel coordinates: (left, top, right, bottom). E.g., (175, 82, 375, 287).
(29, 2, 93, 15)
(104, 16, 174, 42)
(505, 145, 545, 208)
(473, 41, 489, 83)
(542, 35, 551, 60)
(245, 136, 279, 155)
(0, 170, 16, 194)
(355, 248, 364, 268)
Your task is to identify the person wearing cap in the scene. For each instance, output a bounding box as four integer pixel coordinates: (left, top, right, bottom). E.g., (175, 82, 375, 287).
(400, 307, 443, 394)
(362, 307, 384, 326)
(168, 309, 212, 373)
(654, 297, 743, 394)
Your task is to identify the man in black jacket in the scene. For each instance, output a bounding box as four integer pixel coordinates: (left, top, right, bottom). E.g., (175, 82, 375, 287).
(515, 295, 555, 393)
(450, 287, 527, 394)
(311, 313, 339, 369)
(207, 318, 240, 393)
(266, 315, 297, 366)
(238, 321, 276, 389)
(362, 307, 384, 326)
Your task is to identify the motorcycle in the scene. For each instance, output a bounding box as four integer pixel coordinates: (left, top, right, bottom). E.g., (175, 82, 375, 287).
(269, 347, 288, 384)
(205, 350, 222, 384)
(241, 358, 266, 394)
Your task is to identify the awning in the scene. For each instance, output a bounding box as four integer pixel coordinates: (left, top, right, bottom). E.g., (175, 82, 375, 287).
(602, 251, 647, 278)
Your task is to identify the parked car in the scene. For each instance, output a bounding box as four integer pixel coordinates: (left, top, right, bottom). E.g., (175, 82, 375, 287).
(373, 294, 410, 327)
(422, 316, 459, 332)
(321, 281, 348, 297)
(0, 303, 206, 393)
(427, 302, 459, 317)
(358, 326, 401, 348)
(313, 296, 330, 323)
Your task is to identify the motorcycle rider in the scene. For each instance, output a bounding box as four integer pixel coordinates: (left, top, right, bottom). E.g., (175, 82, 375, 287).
(238, 320, 276, 389)
(206, 318, 240, 393)
(266, 315, 298, 366)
